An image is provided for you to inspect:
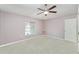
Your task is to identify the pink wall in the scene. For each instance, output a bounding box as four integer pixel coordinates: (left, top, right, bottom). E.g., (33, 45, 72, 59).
(0, 10, 42, 44)
(0, 10, 76, 44)
(41, 20, 47, 35)
(44, 15, 77, 39)
(45, 19, 64, 39)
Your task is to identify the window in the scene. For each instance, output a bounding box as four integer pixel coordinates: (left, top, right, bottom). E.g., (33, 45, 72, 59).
(25, 22, 36, 36)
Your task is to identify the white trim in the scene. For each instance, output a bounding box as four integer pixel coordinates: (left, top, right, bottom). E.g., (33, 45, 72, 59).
(0, 35, 75, 48)
(44, 35, 76, 43)
(0, 39, 30, 48)
(0, 35, 42, 47)
(42, 34, 64, 40)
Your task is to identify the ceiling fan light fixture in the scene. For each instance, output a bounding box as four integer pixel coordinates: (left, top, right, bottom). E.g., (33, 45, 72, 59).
(44, 11, 48, 14)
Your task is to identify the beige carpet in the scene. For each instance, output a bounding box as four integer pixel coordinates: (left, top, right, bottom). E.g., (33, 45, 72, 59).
(0, 37, 77, 54)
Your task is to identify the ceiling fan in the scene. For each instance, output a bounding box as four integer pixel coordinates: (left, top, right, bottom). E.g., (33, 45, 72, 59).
(37, 4, 57, 16)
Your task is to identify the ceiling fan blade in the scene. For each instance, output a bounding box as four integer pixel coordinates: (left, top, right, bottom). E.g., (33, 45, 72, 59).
(37, 12, 44, 15)
(37, 8, 45, 11)
(48, 5, 56, 10)
(49, 11, 57, 13)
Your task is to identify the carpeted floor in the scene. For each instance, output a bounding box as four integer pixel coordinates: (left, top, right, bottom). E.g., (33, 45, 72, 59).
(0, 37, 77, 54)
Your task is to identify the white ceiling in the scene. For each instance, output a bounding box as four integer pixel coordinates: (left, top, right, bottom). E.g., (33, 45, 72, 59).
(0, 4, 78, 20)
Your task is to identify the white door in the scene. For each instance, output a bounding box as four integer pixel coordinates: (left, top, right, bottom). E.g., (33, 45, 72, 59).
(65, 18, 77, 43)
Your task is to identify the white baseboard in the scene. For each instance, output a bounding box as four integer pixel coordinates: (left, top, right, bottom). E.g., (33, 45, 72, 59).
(0, 35, 42, 47)
(43, 35, 64, 40)
(0, 34, 74, 48)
